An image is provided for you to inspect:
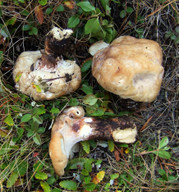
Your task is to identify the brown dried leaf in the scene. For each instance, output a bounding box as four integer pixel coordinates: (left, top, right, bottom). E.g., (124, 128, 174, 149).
(64, 0, 76, 9)
(35, 5, 44, 25)
(114, 149, 120, 161)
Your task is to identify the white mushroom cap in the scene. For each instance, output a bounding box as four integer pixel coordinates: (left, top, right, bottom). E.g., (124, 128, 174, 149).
(91, 36, 164, 102)
(13, 27, 81, 100)
(13, 51, 81, 100)
(49, 106, 137, 176)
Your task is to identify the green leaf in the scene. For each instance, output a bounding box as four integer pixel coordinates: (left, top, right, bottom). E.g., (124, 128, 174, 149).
(38, 0, 47, 6)
(77, 1, 95, 12)
(59, 180, 77, 191)
(81, 169, 89, 176)
(6, 172, 18, 188)
(68, 15, 80, 28)
(152, 150, 171, 159)
(36, 106, 46, 115)
(108, 140, 114, 152)
(33, 161, 43, 172)
(0, 50, 3, 65)
(83, 95, 98, 106)
(35, 171, 48, 180)
(21, 114, 32, 123)
(15, 72, 22, 82)
(69, 98, 79, 106)
(38, 127, 46, 134)
(126, 7, 134, 13)
(52, 189, 62, 192)
(85, 18, 101, 34)
(81, 84, 93, 95)
(120, 10, 126, 18)
(56, 5, 64, 12)
(50, 108, 60, 114)
(40, 181, 51, 192)
(33, 115, 43, 124)
(81, 141, 90, 154)
(14, 161, 28, 176)
(4, 115, 14, 126)
(22, 24, 31, 31)
(21, 10, 29, 16)
(47, 176, 56, 185)
(31, 27, 38, 35)
(81, 60, 92, 72)
(84, 159, 92, 172)
(33, 133, 41, 145)
(84, 183, 96, 191)
(45, 7, 53, 15)
(159, 137, 169, 149)
(6, 17, 17, 25)
(110, 173, 119, 180)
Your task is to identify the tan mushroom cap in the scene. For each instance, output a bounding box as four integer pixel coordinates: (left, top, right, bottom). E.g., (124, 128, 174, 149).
(92, 36, 164, 102)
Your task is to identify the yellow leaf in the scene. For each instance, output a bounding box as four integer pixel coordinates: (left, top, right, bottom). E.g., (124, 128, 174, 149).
(15, 72, 22, 82)
(125, 148, 129, 154)
(32, 83, 42, 93)
(93, 170, 105, 184)
(64, 1, 75, 9)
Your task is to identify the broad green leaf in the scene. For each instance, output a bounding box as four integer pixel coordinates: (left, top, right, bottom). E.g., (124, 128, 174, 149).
(81, 84, 93, 95)
(120, 10, 126, 18)
(81, 169, 89, 176)
(47, 176, 56, 185)
(52, 189, 62, 192)
(35, 171, 48, 180)
(152, 150, 171, 159)
(84, 183, 96, 191)
(6, 172, 18, 188)
(31, 27, 38, 35)
(108, 140, 114, 152)
(33, 133, 41, 145)
(50, 108, 60, 114)
(68, 15, 80, 28)
(21, 114, 32, 123)
(67, 158, 87, 169)
(0, 28, 9, 38)
(38, 0, 47, 6)
(83, 95, 98, 105)
(110, 173, 119, 180)
(33, 115, 43, 124)
(81, 141, 90, 154)
(56, 5, 64, 12)
(40, 181, 51, 192)
(81, 60, 92, 72)
(38, 127, 46, 134)
(45, 7, 53, 15)
(84, 159, 92, 172)
(21, 10, 29, 16)
(6, 16, 17, 25)
(85, 18, 101, 34)
(59, 180, 77, 191)
(33, 161, 43, 172)
(77, 1, 95, 12)
(36, 106, 46, 115)
(69, 98, 79, 106)
(14, 161, 28, 176)
(159, 137, 169, 149)
(126, 7, 134, 13)
(22, 24, 30, 31)
(4, 115, 14, 126)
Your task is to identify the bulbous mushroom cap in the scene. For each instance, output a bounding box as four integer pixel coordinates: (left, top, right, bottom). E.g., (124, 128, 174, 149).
(13, 51, 81, 100)
(92, 36, 164, 102)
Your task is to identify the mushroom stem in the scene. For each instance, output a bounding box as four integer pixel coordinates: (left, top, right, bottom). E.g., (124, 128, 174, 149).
(38, 27, 73, 69)
(49, 106, 137, 176)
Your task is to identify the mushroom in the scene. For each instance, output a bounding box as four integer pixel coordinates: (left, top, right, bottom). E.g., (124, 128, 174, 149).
(49, 106, 137, 176)
(13, 27, 81, 100)
(89, 36, 164, 102)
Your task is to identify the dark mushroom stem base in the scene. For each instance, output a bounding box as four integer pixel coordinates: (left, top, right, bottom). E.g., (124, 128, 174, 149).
(49, 106, 137, 176)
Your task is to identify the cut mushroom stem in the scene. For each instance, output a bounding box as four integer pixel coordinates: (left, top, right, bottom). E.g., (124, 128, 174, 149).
(49, 106, 137, 176)
(38, 27, 73, 69)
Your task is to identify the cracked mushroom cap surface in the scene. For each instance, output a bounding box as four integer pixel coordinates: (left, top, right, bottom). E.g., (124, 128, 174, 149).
(92, 36, 164, 102)
(13, 27, 81, 101)
(13, 51, 81, 100)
